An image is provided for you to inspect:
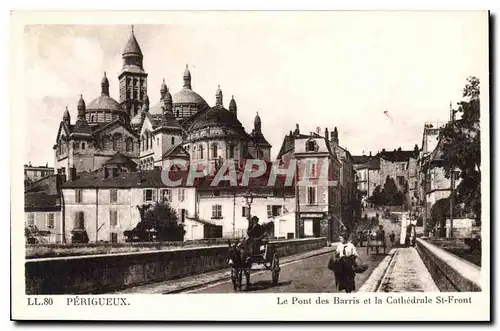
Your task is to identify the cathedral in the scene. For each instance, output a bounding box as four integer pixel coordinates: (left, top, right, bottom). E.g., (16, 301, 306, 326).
(53, 27, 271, 176)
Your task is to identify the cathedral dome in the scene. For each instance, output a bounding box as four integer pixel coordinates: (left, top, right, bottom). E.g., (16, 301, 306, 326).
(87, 95, 122, 113)
(172, 88, 208, 107)
(189, 105, 245, 134)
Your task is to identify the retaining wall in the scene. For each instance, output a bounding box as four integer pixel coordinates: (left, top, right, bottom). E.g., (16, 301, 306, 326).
(416, 238, 481, 292)
(25, 237, 327, 294)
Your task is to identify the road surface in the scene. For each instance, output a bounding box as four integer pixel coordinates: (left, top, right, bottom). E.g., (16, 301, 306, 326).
(185, 246, 387, 293)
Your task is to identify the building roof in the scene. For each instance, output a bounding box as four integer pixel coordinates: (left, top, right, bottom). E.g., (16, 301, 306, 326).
(103, 152, 137, 167)
(250, 131, 271, 147)
(25, 192, 60, 211)
(172, 88, 208, 107)
(379, 149, 418, 162)
(87, 95, 123, 113)
(123, 31, 143, 57)
(189, 105, 247, 135)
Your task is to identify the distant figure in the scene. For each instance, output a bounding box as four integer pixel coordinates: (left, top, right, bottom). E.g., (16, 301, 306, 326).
(389, 231, 396, 245)
(376, 225, 386, 243)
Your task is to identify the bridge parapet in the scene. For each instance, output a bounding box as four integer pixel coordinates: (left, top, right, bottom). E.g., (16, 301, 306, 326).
(25, 237, 327, 294)
(416, 238, 481, 292)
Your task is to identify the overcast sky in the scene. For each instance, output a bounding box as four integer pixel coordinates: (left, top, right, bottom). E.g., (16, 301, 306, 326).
(22, 11, 488, 166)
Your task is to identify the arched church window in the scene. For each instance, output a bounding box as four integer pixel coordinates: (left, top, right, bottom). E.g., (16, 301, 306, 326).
(212, 143, 218, 159)
(171, 137, 175, 145)
(81, 142, 86, 150)
(113, 134, 123, 151)
(126, 138, 133, 152)
(199, 145, 204, 159)
(228, 144, 235, 159)
(176, 110, 179, 117)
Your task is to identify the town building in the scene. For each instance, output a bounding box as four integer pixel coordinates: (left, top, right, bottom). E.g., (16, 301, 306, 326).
(42, 27, 351, 244)
(24, 174, 64, 243)
(24, 162, 54, 189)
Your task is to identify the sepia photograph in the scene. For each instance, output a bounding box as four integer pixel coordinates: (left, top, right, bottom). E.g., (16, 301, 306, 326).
(11, 10, 490, 321)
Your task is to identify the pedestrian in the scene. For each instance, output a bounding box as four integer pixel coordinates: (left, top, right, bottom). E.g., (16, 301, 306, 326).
(389, 231, 396, 245)
(334, 233, 359, 293)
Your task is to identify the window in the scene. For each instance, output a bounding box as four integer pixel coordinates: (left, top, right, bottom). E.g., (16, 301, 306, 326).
(242, 206, 250, 217)
(306, 140, 317, 152)
(110, 233, 118, 243)
(310, 162, 317, 177)
(110, 210, 118, 227)
(110, 189, 118, 203)
(27, 213, 35, 226)
(126, 138, 133, 152)
(74, 211, 85, 229)
(199, 145, 204, 159)
(267, 205, 283, 217)
(397, 176, 405, 186)
(212, 205, 222, 219)
(400, 163, 406, 171)
(75, 189, 83, 203)
(212, 144, 218, 159)
(171, 137, 175, 145)
(143, 189, 156, 202)
(229, 145, 235, 158)
(178, 189, 185, 202)
(46, 213, 55, 229)
(81, 142, 85, 150)
(160, 189, 172, 202)
(307, 187, 316, 205)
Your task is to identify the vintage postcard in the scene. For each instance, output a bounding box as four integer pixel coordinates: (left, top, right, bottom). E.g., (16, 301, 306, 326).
(11, 10, 490, 321)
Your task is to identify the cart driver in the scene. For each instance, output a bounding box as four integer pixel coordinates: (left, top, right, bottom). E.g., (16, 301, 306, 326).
(246, 216, 267, 254)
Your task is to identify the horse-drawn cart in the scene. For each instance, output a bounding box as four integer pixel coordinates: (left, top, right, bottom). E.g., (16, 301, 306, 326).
(366, 232, 386, 255)
(228, 240, 280, 292)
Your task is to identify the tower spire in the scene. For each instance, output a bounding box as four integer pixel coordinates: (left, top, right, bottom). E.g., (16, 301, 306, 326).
(101, 71, 109, 96)
(183, 64, 192, 89)
(215, 85, 223, 106)
(229, 95, 237, 117)
(77, 94, 86, 119)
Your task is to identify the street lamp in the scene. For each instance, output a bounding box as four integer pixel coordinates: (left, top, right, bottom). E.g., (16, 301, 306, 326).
(243, 190, 254, 226)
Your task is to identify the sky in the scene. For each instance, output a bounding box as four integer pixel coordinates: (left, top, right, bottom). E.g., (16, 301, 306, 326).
(22, 11, 488, 167)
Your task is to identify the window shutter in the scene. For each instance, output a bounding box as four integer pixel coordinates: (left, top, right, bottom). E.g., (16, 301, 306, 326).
(212, 205, 216, 218)
(152, 190, 157, 202)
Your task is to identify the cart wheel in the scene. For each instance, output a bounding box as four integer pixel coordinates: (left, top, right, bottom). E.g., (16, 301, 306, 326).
(271, 253, 280, 285)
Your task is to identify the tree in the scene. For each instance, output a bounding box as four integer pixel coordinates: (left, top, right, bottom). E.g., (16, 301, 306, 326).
(437, 76, 481, 221)
(124, 201, 186, 242)
(430, 197, 464, 237)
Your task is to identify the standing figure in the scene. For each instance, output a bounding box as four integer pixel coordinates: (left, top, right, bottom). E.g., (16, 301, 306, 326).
(389, 231, 396, 245)
(334, 234, 359, 293)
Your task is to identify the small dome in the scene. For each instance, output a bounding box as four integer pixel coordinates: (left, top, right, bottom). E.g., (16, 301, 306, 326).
(160, 78, 167, 93)
(229, 96, 237, 111)
(254, 112, 261, 125)
(63, 106, 71, 121)
(87, 95, 122, 112)
(77, 94, 86, 110)
(172, 88, 208, 107)
(189, 105, 246, 134)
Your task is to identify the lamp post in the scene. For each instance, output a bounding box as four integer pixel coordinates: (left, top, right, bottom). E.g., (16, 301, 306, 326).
(244, 190, 254, 227)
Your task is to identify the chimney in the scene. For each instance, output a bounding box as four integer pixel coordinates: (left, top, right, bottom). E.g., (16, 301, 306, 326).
(316, 127, 321, 135)
(397, 147, 402, 152)
(382, 148, 386, 152)
(369, 151, 372, 157)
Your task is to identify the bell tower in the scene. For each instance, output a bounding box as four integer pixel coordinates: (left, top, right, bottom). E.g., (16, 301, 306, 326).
(118, 26, 148, 120)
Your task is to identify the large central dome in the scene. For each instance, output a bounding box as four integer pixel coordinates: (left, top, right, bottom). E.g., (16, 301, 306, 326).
(87, 95, 122, 112)
(172, 88, 208, 107)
